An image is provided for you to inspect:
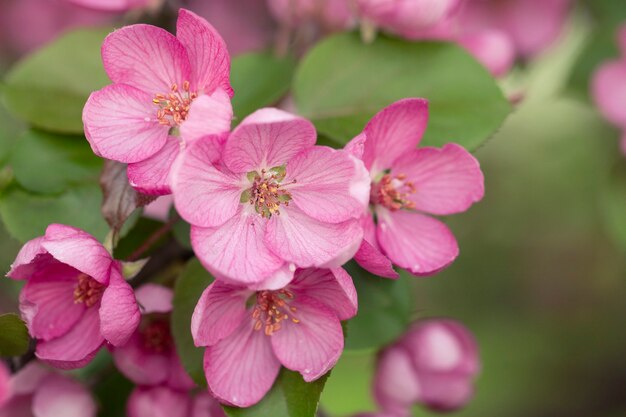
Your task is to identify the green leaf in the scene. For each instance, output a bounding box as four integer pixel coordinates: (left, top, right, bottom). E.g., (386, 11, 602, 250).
(0, 184, 109, 243)
(343, 261, 413, 351)
(92, 368, 134, 417)
(293, 33, 511, 149)
(231, 52, 295, 123)
(0, 313, 29, 356)
(602, 158, 626, 252)
(172, 258, 214, 386)
(10, 129, 101, 194)
(224, 369, 329, 417)
(4, 28, 112, 133)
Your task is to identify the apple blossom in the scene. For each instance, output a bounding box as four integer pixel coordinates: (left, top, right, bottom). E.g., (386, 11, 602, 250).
(128, 386, 226, 417)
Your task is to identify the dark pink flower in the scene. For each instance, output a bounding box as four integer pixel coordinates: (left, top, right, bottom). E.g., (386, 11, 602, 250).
(0, 362, 97, 417)
(127, 386, 225, 417)
(171, 108, 369, 286)
(7, 224, 140, 369)
(191, 268, 357, 407)
(83, 8, 233, 195)
(373, 319, 480, 415)
(348, 99, 484, 278)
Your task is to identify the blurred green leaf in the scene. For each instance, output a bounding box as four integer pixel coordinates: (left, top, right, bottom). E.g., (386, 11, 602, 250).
(231, 51, 295, 123)
(92, 368, 134, 417)
(0, 184, 109, 243)
(172, 257, 213, 387)
(0, 98, 23, 167)
(344, 262, 413, 351)
(3, 28, 111, 133)
(11, 130, 101, 194)
(602, 158, 626, 253)
(224, 369, 329, 417)
(0, 313, 29, 356)
(293, 33, 510, 149)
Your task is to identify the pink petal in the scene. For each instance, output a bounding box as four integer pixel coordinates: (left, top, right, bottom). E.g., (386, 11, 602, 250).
(135, 284, 173, 314)
(35, 307, 104, 369)
(191, 282, 249, 347)
(190, 392, 226, 417)
(459, 29, 515, 78)
(7, 236, 47, 280)
(374, 346, 420, 417)
(102, 24, 191, 94)
(222, 108, 317, 173)
(0, 396, 32, 417)
(592, 60, 626, 129)
(289, 268, 357, 320)
(266, 206, 363, 268)
(285, 147, 370, 223)
(166, 352, 196, 391)
(191, 211, 286, 285)
(176, 9, 233, 95)
(20, 264, 85, 340)
(180, 90, 233, 143)
(270, 296, 343, 382)
(392, 144, 484, 216)
(143, 196, 174, 222)
(112, 332, 170, 386)
(417, 374, 474, 411)
(32, 374, 97, 417)
(83, 84, 169, 164)
(376, 208, 458, 276)
(127, 386, 191, 417)
(0, 363, 9, 408)
(41, 224, 112, 285)
(127, 137, 182, 196)
(99, 264, 140, 346)
(64, 0, 151, 12)
(248, 264, 296, 291)
(171, 138, 241, 228)
(362, 98, 429, 174)
(344, 132, 366, 159)
(204, 321, 281, 407)
(9, 362, 51, 397)
(353, 215, 397, 279)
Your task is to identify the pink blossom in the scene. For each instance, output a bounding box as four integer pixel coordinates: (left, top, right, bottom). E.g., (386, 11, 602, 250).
(267, 0, 355, 31)
(7, 224, 140, 369)
(83, 8, 234, 195)
(0, 362, 97, 417)
(171, 108, 369, 286)
(143, 196, 174, 222)
(348, 99, 484, 278)
(128, 386, 225, 417)
(458, 29, 515, 77)
(0, 363, 8, 408)
(63, 0, 155, 12)
(373, 319, 480, 415)
(191, 267, 357, 407)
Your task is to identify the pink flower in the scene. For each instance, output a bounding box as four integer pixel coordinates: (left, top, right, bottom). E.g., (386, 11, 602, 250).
(112, 284, 194, 390)
(347, 99, 484, 278)
(267, 0, 355, 31)
(191, 268, 357, 407)
(7, 224, 140, 369)
(373, 319, 480, 415)
(592, 25, 626, 153)
(171, 108, 369, 286)
(128, 387, 225, 417)
(458, 29, 515, 77)
(83, 8, 234, 195)
(63, 0, 155, 12)
(0, 362, 97, 417)
(0, 363, 8, 408)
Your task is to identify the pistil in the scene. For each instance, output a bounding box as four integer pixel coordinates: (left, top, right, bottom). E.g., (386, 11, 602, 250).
(244, 167, 294, 218)
(153, 80, 197, 127)
(371, 173, 416, 211)
(74, 274, 105, 308)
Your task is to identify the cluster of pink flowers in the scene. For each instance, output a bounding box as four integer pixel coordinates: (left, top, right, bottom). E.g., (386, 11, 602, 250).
(5, 6, 486, 412)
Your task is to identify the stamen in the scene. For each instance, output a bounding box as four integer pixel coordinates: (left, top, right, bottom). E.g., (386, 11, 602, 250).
(251, 289, 300, 336)
(73, 274, 105, 308)
(244, 166, 295, 218)
(152, 81, 197, 127)
(371, 173, 416, 211)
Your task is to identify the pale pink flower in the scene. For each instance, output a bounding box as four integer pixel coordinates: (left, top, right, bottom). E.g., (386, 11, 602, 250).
(7, 224, 140, 369)
(143, 195, 174, 222)
(128, 387, 225, 417)
(83, 8, 234, 195)
(374, 319, 480, 415)
(592, 25, 626, 154)
(191, 268, 357, 407)
(171, 108, 369, 286)
(267, 0, 355, 31)
(347, 99, 484, 278)
(63, 0, 154, 12)
(0, 362, 97, 417)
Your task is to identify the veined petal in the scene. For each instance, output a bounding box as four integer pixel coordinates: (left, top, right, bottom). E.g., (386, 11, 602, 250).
(83, 84, 169, 164)
(392, 144, 484, 216)
(127, 386, 191, 417)
(270, 296, 343, 382)
(176, 9, 233, 95)
(223, 108, 316, 173)
(7, 236, 47, 280)
(99, 265, 140, 347)
(102, 24, 191, 94)
(32, 374, 97, 417)
(289, 268, 357, 321)
(127, 137, 182, 196)
(191, 211, 286, 285)
(376, 208, 458, 276)
(180, 90, 233, 142)
(204, 321, 280, 407)
(354, 240, 398, 279)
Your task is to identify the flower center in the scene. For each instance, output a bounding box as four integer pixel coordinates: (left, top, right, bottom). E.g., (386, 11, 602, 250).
(252, 289, 300, 336)
(152, 81, 198, 127)
(242, 166, 294, 218)
(141, 319, 173, 354)
(371, 173, 416, 211)
(73, 274, 105, 308)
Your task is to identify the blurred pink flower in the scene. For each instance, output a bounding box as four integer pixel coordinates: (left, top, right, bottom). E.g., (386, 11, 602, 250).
(171, 108, 369, 286)
(592, 25, 626, 153)
(0, 363, 8, 408)
(458, 29, 515, 77)
(347, 99, 484, 278)
(373, 319, 480, 415)
(0, 362, 97, 417)
(143, 195, 174, 222)
(7, 224, 140, 369)
(63, 0, 155, 12)
(191, 268, 357, 407)
(128, 387, 225, 417)
(83, 8, 233, 195)
(267, 0, 355, 31)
